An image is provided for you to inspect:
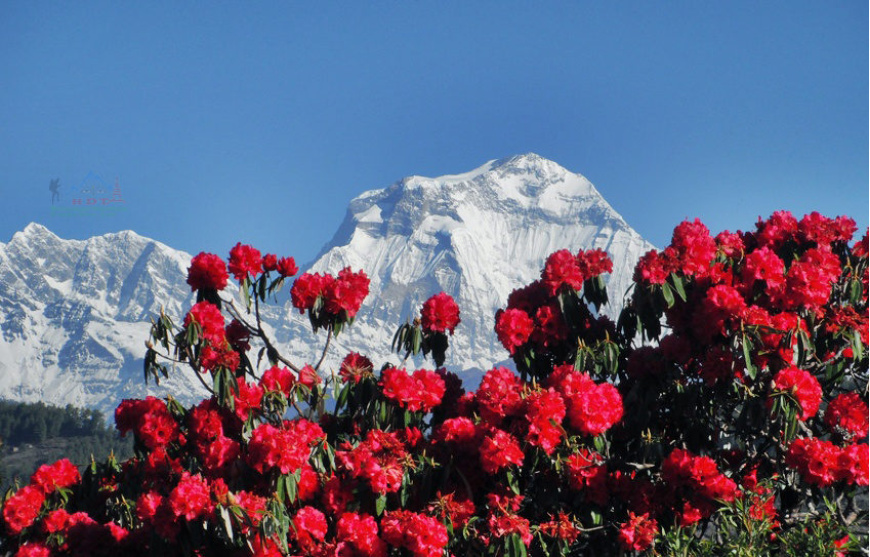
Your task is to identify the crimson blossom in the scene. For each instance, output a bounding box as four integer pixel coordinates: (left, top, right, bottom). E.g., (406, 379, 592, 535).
(420, 291, 461, 334)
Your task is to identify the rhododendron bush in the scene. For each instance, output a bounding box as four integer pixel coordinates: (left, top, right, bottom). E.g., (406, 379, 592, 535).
(1, 212, 867, 557)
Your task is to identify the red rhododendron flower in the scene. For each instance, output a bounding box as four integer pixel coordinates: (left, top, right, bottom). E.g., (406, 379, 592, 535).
(565, 449, 609, 505)
(779, 247, 841, 312)
(2, 485, 44, 535)
(200, 345, 240, 372)
(479, 428, 524, 474)
(184, 300, 227, 347)
(290, 272, 326, 312)
(339, 352, 374, 383)
(259, 365, 294, 397)
(756, 211, 799, 249)
(694, 284, 748, 342)
(323, 267, 370, 317)
(297, 364, 322, 389)
(531, 302, 569, 349)
(476, 366, 524, 425)
(564, 377, 623, 437)
(715, 230, 745, 258)
(228, 242, 263, 281)
(233, 378, 264, 422)
(634, 249, 672, 285)
(247, 422, 315, 475)
(741, 246, 785, 294)
(420, 291, 461, 334)
(276, 256, 298, 277)
(232, 490, 267, 533)
(698, 347, 735, 385)
(542, 249, 584, 295)
(296, 463, 321, 501)
(523, 388, 566, 454)
(427, 491, 476, 528)
(772, 366, 822, 421)
(741, 469, 779, 528)
(495, 308, 535, 354)
(114, 396, 179, 450)
(663, 449, 738, 513)
(293, 506, 328, 551)
(14, 542, 51, 557)
(576, 248, 613, 277)
(187, 252, 229, 291)
(30, 458, 80, 494)
(380, 367, 446, 413)
(825, 393, 869, 439)
(433, 416, 481, 450)
(261, 253, 278, 272)
(488, 512, 533, 546)
(837, 443, 869, 486)
(198, 434, 240, 476)
(799, 212, 857, 247)
(381, 510, 448, 557)
(671, 218, 716, 276)
(853, 229, 869, 258)
(336, 429, 407, 494)
(786, 437, 841, 487)
(336, 512, 387, 557)
(539, 512, 581, 543)
(169, 472, 212, 521)
(618, 512, 658, 552)
(225, 318, 251, 351)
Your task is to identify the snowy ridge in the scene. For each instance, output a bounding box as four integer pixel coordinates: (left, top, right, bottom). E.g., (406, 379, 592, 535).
(0, 224, 205, 419)
(276, 154, 654, 381)
(0, 155, 654, 416)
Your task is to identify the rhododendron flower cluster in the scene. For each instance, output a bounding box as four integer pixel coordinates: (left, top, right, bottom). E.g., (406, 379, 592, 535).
(2, 217, 866, 556)
(772, 365, 823, 421)
(291, 267, 370, 319)
(379, 367, 445, 412)
(786, 438, 869, 487)
(420, 291, 461, 334)
(186, 252, 229, 291)
(381, 510, 448, 557)
(228, 242, 263, 281)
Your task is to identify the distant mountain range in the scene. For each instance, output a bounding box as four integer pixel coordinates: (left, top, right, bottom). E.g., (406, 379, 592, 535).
(0, 154, 654, 418)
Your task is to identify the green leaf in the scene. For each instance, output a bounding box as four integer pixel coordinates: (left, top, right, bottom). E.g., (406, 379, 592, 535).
(849, 278, 863, 305)
(670, 273, 687, 302)
(375, 494, 386, 516)
(412, 326, 423, 354)
(593, 435, 605, 454)
(276, 475, 287, 504)
(742, 334, 756, 380)
(851, 329, 864, 361)
(258, 276, 267, 301)
(218, 505, 234, 539)
(661, 282, 675, 308)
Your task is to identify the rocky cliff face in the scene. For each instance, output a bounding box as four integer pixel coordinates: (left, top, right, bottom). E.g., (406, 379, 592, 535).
(0, 154, 654, 416)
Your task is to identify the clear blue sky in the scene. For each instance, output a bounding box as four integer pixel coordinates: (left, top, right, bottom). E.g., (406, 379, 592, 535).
(1, 2, 867, 265)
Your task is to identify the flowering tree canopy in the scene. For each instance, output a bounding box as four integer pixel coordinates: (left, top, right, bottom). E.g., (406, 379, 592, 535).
(1, 212, 867, 557)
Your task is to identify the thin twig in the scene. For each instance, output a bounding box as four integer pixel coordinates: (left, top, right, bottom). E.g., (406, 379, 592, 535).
(314, 328, 333, 372)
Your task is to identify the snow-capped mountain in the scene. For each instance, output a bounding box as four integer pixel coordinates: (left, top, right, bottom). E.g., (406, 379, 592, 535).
(0, 154, 654, 417)
(274, 154, 654, 379)
(0, 224, 205, 419)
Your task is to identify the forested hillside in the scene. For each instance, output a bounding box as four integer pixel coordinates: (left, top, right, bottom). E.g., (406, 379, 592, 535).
(0, 401, 132, 490)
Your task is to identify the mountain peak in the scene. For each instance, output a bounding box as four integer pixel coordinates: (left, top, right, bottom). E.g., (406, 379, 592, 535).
(490, 152, 558, 172)
(17, 222, 55, 240)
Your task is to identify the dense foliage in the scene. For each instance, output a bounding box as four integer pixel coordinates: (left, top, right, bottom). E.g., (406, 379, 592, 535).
(0, 212, 866, 557)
